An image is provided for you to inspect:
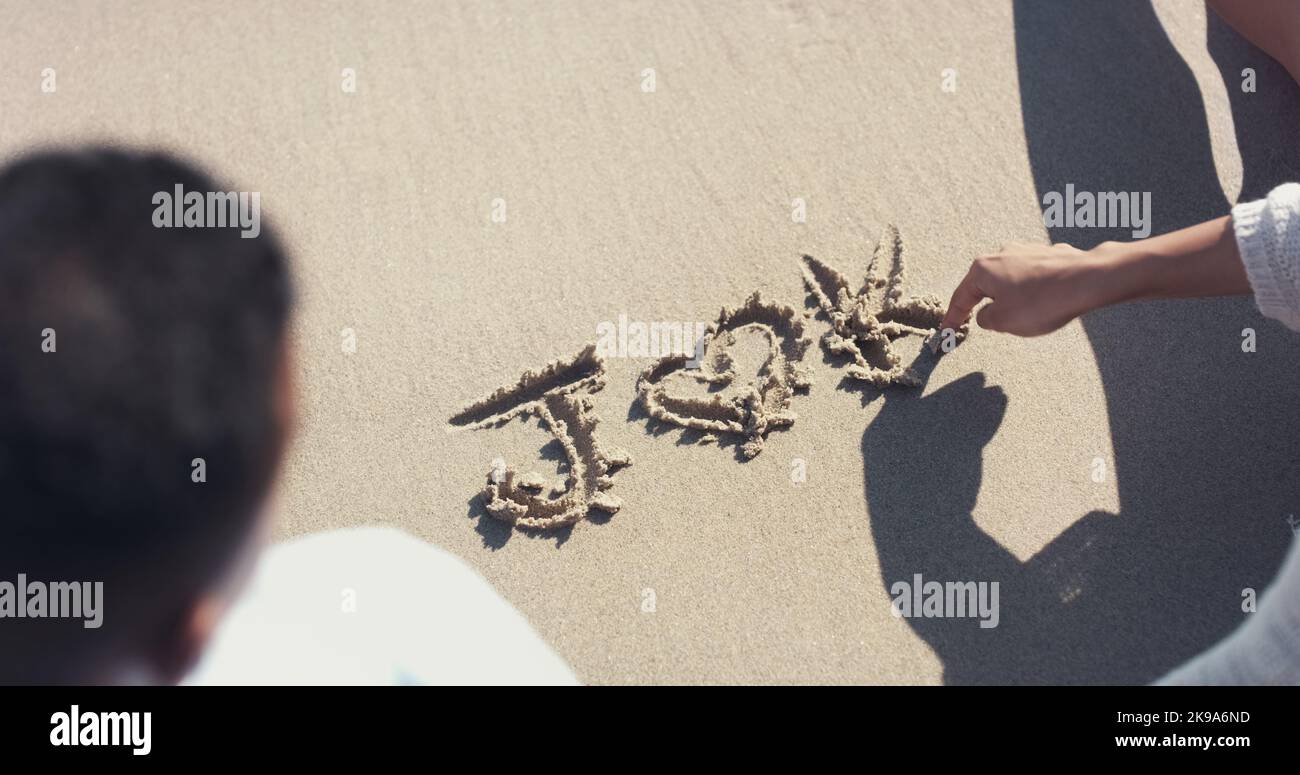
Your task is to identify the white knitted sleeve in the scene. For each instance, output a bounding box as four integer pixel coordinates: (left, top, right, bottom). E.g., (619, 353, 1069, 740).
(1233, 182, 1300, 331)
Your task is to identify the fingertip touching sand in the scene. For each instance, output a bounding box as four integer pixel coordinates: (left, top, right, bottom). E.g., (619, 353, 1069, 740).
(635, 292, 814, 459)
(801, 224, 967, 387)
(449, 344, 631, 530)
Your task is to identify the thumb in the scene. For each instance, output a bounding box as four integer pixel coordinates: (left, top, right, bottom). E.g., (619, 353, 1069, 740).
(975, 302, 1008, 332)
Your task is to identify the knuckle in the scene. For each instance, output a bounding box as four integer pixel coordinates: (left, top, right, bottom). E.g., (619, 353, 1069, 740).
(971, 255, 1000, 282)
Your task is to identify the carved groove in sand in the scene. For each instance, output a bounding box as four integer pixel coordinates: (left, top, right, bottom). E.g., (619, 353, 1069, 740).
(636, 292, 813, 459)
(449, 345, 631, 530)
(801, 224, 966, 387)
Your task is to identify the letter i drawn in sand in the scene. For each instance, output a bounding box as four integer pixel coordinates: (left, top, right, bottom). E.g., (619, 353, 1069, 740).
(800, 224, 966, 388)
(448, 345, 631, 531)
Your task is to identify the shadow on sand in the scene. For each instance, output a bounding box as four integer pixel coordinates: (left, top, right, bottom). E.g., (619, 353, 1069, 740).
(864, 2, 1300, 683)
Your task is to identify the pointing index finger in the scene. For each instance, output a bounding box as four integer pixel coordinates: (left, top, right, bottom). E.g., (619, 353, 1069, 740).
(940, 265, 988, 333)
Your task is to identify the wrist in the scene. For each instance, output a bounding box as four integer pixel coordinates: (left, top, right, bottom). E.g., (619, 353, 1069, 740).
(1081, 240, 1150, 309)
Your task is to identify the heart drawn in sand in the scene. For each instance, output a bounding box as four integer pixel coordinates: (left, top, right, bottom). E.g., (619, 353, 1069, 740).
(635, 292, 814, 459)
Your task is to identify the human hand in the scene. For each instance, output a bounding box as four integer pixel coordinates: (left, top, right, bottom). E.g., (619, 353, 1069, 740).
(939, 242, 1114, 337)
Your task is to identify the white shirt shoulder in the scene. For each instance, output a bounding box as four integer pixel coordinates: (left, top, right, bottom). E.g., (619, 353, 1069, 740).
(185, 526, 578, 685)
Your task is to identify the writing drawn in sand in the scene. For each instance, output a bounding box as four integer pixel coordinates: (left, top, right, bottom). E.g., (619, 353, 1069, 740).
(636, 292, 813, 459)
(452, 225, 964, 532)
(448, 345, 631, 530)
(801, 224, 966, 387)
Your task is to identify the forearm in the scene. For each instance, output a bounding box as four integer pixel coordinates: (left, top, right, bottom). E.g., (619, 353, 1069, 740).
(1089, 216, 1250, 308)
(941, 185, 1300, 337)
(1081, 183, 1300, 332)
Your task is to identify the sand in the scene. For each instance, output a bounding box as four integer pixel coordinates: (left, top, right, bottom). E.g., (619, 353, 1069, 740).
(5, 0, 1300, 684)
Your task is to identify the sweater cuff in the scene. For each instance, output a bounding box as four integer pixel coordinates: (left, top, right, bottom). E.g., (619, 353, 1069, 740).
(1233, 184, 1300, 331)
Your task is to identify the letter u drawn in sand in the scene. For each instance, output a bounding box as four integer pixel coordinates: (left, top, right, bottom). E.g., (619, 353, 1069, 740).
(636, 292, 813, 459)
(801, 224, 966, 387)
(449, 345, 631, 530)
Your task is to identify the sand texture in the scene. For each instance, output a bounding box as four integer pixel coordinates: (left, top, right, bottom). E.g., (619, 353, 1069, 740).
(6, 0, 1300, 683)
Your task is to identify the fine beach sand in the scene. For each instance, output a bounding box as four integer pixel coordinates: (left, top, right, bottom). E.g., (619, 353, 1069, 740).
(5, 0, 1300, 683)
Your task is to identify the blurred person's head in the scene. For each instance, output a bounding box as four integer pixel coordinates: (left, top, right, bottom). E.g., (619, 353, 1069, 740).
(0, 147, 293, 684)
